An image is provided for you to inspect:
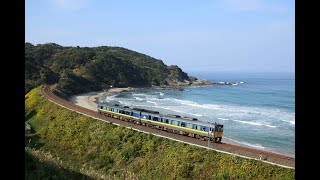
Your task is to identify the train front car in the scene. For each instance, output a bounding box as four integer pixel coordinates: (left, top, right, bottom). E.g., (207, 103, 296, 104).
(214, 124, 224, 143)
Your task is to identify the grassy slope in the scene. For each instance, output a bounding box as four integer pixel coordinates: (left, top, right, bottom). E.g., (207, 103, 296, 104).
(25, 148, 93, 180)
(25, 87, 294, 179)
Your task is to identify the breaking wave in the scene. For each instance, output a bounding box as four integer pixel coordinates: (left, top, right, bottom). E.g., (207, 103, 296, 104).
(155, 92, 165, 96)
(173, 99, 222, 110)
(188, 113, 203, 117)
(147, 101, 158, 106)
(232, 119, 278, 128)
(218, 117, 230, 121)
(223, 137, 265, 149)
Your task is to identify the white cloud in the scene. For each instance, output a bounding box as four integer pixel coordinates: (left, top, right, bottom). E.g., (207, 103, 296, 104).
(51, 0, 92, 11)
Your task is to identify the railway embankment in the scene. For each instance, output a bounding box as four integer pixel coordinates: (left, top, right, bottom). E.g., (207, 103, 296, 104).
(25, 86, 294, 179)
(66, 86, 295, 169)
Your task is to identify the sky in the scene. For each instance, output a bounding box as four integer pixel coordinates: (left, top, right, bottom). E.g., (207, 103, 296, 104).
(26, 0, 295, 73)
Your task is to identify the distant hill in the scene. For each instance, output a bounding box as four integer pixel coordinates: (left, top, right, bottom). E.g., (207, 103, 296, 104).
(25, 43, 190, 98)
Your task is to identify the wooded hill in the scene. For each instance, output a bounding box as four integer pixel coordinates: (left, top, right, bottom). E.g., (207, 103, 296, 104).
(25, 43, 190, 98)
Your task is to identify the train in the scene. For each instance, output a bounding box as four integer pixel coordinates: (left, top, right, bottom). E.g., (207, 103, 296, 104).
(97, 103, 224, 143)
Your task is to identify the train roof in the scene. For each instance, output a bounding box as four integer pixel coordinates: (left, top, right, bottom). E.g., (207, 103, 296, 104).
(98, 103, 223, 127)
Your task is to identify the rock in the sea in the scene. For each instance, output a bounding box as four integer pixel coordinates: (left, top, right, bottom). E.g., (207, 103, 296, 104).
(190, 79, 213, 86)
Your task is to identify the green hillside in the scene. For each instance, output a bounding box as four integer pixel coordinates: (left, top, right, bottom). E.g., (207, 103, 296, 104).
(25, 87, 294, 179)
(25, 43, 190, 98)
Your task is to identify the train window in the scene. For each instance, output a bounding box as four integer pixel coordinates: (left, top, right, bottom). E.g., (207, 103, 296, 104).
(187, 123, 192, 129)
(181, 122, 186, 127)
(202, 127, 207, 131)
(160, 118, 163, 122)
(165, 119, 169, 123)
(153, 116, 159, 121)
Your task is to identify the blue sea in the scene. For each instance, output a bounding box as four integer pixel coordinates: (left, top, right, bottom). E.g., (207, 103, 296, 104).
(101, 72, 295, 157)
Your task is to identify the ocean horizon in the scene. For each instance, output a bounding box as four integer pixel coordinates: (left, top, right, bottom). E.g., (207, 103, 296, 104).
(101, 72, 295, 157)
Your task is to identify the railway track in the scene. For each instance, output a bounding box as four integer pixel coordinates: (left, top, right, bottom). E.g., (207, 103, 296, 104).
(41, 86, 295, 169)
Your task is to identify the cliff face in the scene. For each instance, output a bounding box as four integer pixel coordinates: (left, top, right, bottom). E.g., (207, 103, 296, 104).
(25, 43, 192, 97)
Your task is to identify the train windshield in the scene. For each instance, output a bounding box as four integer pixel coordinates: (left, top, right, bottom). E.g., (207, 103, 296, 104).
(215, 125, 224, 132)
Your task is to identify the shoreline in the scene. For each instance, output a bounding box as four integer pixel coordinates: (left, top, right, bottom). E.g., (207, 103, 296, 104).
(68, 87, 137, 111)
(68, 84, 211, 110)
(68, 87, 294, 159)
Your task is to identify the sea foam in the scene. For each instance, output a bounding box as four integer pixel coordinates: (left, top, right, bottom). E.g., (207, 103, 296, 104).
(232, 119, 278, 128)
(173, 99, 222, 110)
(223, 137, 265, 149)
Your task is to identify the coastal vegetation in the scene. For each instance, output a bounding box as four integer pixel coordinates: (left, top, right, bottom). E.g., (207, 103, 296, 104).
(25, 87, 295, 179)
(25, 43, 191, 98)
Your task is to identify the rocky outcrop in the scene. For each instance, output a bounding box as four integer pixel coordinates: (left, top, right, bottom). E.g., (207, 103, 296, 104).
(212, 81, 245, 86)
(188, 76, 198, 81)
(190, 79, 213, 86)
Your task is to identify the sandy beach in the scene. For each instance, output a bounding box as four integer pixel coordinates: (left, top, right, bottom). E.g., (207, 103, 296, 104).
(68, 87, 135, 111)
